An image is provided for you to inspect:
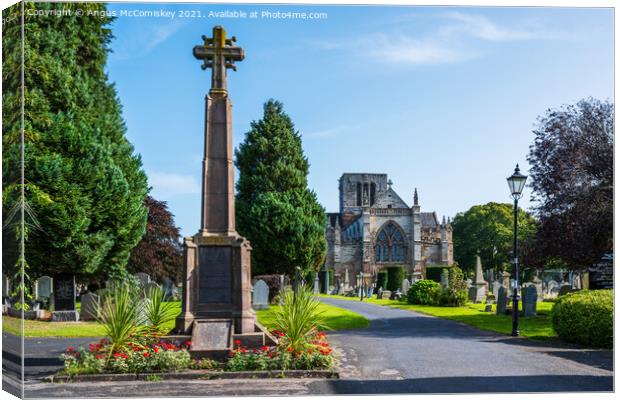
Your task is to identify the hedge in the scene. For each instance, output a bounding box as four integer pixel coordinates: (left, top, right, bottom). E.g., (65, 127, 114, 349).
(551, 289, 613, 348)
(386, 266, 405, 292)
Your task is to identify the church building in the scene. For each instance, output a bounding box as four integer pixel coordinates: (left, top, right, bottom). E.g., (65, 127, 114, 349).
(324, 173, 454, 286)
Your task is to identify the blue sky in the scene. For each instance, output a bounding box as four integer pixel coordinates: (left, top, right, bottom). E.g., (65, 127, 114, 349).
(105, 3, 613, 237)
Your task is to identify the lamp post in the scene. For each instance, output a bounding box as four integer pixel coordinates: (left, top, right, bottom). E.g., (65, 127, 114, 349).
(506, 164, 528, 336)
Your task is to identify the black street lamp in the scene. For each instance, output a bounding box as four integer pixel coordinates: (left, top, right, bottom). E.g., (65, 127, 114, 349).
(506, 164, 528, 336)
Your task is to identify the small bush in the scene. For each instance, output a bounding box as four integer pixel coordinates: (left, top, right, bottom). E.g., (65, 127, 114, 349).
(376, 271, 388, 291)
(386, 266, 405, 292)
(551, 289, 613, 348)
(407, 280, 441, 305)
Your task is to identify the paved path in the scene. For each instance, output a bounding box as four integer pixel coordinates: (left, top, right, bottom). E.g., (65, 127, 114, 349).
(4, 299, 613, 396)
(317, 297, 613, 393)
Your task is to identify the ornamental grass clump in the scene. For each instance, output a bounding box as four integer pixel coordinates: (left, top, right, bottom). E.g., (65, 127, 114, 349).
(95, 283, 145, 357)
(273, 285, 326, 354)
(143, 285, 177, 336)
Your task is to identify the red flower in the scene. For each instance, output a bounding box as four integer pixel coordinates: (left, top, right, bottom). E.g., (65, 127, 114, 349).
(286, 347, 293, 353)
(66, 347, 74, 353)
(185, 341, 191, 347)
(114, 352, 121, 358)
(307, 349, 313, 354)
(153, 347, 160, 353)
(95, 354, 104, 359)
(132, 347, 140, 352)
(143, 352, 150, 357)
(121, 354, 128, 359)
(260, 346, 270, 352)
(234, 339, 241, 345)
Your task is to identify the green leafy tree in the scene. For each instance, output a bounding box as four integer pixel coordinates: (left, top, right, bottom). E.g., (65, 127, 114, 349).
(2, 3, 148, 281)
(452, 202, 537, 274)
(235, 100, 326, 277)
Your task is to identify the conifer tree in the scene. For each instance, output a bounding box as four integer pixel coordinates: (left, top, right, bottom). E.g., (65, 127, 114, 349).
(2, 3, 148, 281)
(235, 100, 326, 276)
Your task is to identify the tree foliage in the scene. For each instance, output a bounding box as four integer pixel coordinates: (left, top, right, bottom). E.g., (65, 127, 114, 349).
(526, 98, 613, 270)
(235, 100, 326, 277)
(452, 202, 537, 274)
(2, 3, 148, 281)
(127, 196, 183, 283)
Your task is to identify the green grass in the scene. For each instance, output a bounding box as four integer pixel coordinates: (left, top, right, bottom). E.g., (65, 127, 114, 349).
(2, 301, 182, 338)
(319, 294, 557, 340)
(256, 302, 369, 331)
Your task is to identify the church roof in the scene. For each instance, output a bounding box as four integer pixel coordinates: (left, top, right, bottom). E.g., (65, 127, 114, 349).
(373, 187, 409, 209)
(420, 212, 439, 228)
(327, 211, 362, 230)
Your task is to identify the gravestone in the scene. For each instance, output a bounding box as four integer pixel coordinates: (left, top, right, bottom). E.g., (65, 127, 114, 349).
(558, 284, 573, 297)
(589, 252, 613, 289)
(547, 280, 559, 297)
(401, 279, 411, 295)
(492, 281, 502, 301)
(465, 278, 472, 289)
(80, 292, 100, 321)
(468, 286, 477, 303)
(36, 276, 53, 300)
(523, 285, 538, 316)
(176, 26, 255, 343)
(252, 280, 269, 310)
(52, 273, 78, 321)
(381, 290, 391, 300)
(501, 271, 511, 289)
(496, 286, 507, 315)
(135, 272, 151, 288)
(344, 268, 350, 291)
(163, 278, 178, 298)
(2, 274, 10, 298)
(313, 272, 320, 294)
(143, 282, 161, 298)
(279, 275, 285, 305)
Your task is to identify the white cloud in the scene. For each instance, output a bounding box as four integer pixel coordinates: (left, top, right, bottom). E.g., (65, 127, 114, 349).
(442, 12, 565, 42)
(147, 171, 200, 197)
(366, 34, 478, 65)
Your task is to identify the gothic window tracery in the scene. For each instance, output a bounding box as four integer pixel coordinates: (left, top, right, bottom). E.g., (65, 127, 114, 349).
(374, 222, 406, 262)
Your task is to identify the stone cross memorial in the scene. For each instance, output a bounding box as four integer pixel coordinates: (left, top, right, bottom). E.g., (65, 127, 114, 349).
(176, 27, 256, 352)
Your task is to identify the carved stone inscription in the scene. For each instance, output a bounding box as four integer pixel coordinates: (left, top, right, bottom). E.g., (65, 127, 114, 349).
(198, 246, 232, 304)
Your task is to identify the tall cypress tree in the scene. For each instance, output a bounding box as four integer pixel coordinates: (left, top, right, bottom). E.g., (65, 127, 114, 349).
(235, 100, 326, 277)
(2, 3, 148, 281)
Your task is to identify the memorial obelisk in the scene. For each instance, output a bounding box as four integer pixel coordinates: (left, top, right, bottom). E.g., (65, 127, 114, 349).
(176, 26, 255, 336)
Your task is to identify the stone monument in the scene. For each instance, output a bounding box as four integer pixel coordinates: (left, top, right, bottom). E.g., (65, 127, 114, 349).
(176, 26, 256, 345)
(472, 255, 487, 303)
(522, 285, 537, 317)
(496, 286, 507, 315)
(313, 272, 320, 294)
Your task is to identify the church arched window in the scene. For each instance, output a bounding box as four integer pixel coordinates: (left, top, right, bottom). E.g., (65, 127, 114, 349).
(374, 222, 406, 262)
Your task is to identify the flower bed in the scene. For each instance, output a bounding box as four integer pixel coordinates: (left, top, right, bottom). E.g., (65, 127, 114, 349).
(61, 338, 192, 375)
(225, 331, 334, 371)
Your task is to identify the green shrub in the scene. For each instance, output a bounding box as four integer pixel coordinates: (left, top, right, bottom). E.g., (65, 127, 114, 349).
(144, 285, 178, 336)
(386, 266, 405, 292)
(551, 289, 613, 348)
(439, 265, 468, 306)
(376, 271, 388, 291)
(407, 280, 441, 305)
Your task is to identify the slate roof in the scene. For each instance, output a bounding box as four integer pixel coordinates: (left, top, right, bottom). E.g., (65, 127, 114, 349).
(421, 212, 439, 228)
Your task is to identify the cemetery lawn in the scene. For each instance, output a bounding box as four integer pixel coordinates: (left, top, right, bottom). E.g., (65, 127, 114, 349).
(256, 303, 369, 331)
(2, 302, 181, 337)
(319, 294, 557, 340)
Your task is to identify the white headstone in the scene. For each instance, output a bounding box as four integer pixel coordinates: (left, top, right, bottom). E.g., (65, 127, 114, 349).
(492, 280, 502, 300)
(252, 280, 269, 310)
(313, 272, 320, 294)
(36, 276, 53, 299)
(402, 278, 411, 294)
(2, 274, 10, 298)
